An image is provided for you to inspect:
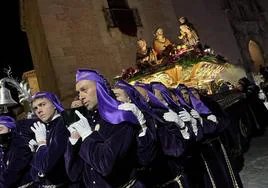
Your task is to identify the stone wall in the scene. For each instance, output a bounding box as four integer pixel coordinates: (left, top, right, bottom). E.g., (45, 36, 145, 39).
(23, 0, 59, 96)
(23, 0, 268, 106)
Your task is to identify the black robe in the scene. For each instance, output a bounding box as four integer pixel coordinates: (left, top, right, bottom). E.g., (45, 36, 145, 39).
(30, 116, 69, 186)
(64, 109, 141, 188)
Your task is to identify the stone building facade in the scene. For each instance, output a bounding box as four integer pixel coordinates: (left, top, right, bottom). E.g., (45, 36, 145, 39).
(20, 0, 268, 106)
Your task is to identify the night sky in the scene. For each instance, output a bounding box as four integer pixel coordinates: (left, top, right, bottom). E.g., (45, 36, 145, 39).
(1, 0, 33, 80)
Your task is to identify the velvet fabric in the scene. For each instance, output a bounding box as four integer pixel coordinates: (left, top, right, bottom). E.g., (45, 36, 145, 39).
(0, 116, 16, 129)
(0, 119, 36, 187)
(65, 109, 142, 188)
(150, 82, 183, 111)
(114, 80, 163, 123)
(30, 116, 69, 186)
(76, 69, 139, 125)
(134, 82, 169, 111)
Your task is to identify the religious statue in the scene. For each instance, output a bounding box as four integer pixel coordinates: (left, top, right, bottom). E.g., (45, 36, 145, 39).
(178, 17, 200, 47)
(136, 39, 158, 69)
(153, 28, 174, 60)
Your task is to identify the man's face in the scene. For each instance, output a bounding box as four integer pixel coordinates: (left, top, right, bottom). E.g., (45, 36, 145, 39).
(181, 89, 190, 103)
(76, 80, 98, 110)
(171, 92, 179, 104)
(113, 88, 130, 103)
(135, 86, 149, 102)
(191, 90, 200, 100)
(153, 89, 166, 104)
(0, 124, 9, 134)
(32, 98, 57, 123)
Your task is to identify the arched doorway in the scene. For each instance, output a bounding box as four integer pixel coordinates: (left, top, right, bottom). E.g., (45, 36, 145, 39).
(248, 40, 264, 72)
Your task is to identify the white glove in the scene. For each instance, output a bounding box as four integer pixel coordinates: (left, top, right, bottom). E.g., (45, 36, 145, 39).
(31, 122, 47, 143)
(178, 110, 191, 122)
(67, 125, 80, 145)
(67, 125, 77, 134)
(190, 109, 201, 119)
(71, 110, 92, 141)
(180, 126, 190, 140)
(258, 90, 266, 100)
(118, 103, 146, 125)
(138, 127, 148, 137)
(190, 118, 198, 136)
(207, 115, 218, 124)
(190, 109, 203, 125)
(163, 110, 185, 128)
(28, 139, 38, 152)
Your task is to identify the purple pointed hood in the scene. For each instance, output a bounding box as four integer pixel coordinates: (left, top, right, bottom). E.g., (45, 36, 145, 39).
(32, 92, 64, 112)
(134, 82, 169, 111)
(187, 88, 212, 115)
(0, 116, 16, 129)
(176, 84, 212, 115)
(76, 69, 139, 125)
(114, 80, 164, 122)
(150, 82, 183, 111)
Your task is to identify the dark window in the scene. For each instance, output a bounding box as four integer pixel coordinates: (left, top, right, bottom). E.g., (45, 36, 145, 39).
(107, 0, 129, 8)
(104, 0, 142, 36)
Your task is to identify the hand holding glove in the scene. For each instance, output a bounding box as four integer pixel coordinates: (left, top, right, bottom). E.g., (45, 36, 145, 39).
(70, 110, 92, 141)
(118, 103, 146, 126)
(28, 139, 38, 152)
(67, 125, 81, 145)
(190, 109, 201, 119)
(190, 118, 198, 136)
(31, 122, 47, 144)
(178, 110, 191, 122)
(163, 110, 185, 128)
(190, 109, 203, 125)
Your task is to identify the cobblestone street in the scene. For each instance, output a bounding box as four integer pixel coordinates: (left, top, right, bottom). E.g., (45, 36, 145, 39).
(240, 132, 268, 188)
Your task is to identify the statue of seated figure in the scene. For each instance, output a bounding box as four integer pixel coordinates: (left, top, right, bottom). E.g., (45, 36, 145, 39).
(178, 17, 200, 47)
(153, 28, 174, 60)
(136, 39, 158, 69)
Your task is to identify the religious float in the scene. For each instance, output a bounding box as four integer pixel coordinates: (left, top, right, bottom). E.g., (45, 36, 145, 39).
(114, 17, 255, 167)
(114, 17, 236, 94)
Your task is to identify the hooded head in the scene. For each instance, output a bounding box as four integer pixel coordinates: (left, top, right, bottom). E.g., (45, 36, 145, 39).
(0, 116, 16, 134)
(76, 69, 139, 125)
(32, 92, 64, 123)
(0, 116, 16, 147)
(151, 82, 183, 111)
(134, 82, 169, 111)
(176, 85, 212, 115)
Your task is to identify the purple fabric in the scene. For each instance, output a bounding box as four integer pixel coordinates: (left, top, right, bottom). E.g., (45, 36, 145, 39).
(32, 92, 64, 112)
(173, 88, 192, 110)
(66, 120, 138, 187)
(76, 69, 139, 125)
(134, 81, 153, 92)
(150, 82, 183, 111)
(114, 80, 163, 123)
(134, 82, 169, 110)
(30, 117, 69, 184)
(0, 116, 16, 129)
(188, 88, 212, 115)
